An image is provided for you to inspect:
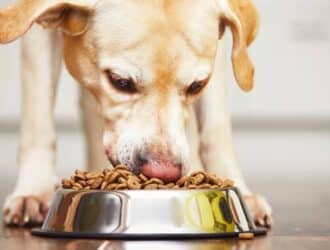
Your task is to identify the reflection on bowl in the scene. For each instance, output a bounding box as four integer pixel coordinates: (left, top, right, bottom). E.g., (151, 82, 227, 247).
(32, 187, 267, 239)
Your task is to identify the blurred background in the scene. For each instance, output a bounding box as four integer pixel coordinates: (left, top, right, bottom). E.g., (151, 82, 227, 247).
(0, 0, 329, 234)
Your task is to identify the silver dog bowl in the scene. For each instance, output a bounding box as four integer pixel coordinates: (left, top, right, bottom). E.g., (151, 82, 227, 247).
(32, 188, 267, 239)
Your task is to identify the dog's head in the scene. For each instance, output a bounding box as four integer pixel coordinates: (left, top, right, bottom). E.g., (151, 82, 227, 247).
(0, 0, 259, 181)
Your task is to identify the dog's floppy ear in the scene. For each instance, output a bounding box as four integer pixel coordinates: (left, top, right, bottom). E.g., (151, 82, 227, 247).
(217, 0, 260, 92)
(0, 0, 95, 44)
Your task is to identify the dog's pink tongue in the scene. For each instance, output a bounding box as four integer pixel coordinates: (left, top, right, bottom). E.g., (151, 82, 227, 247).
(140, 159, 181, 182)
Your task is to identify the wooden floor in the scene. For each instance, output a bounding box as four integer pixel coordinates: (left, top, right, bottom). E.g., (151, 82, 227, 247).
(0, 180, 329, 250)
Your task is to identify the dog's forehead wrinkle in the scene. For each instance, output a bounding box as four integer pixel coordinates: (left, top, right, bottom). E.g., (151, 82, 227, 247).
(93, 0, 169, 47)
(92, 0, 217, 54)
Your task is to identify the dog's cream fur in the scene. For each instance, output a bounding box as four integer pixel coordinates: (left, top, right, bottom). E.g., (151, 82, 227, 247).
(0, 0, 272, 227)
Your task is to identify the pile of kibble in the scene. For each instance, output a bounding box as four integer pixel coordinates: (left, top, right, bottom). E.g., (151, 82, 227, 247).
(61, 165, 234, 191)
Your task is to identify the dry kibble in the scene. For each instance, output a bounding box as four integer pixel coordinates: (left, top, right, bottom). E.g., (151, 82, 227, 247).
(62, 166, 234, 191)
(85, 172, 102, 179)
(108, 172, 120, 183)
(118, 177, 128, 184)
(183, 181, 190, 188)
(118, 169, 133, 175)
(62, 179, 72, 188)
(149, 178, 164, 185)
(115, 183, 128, 190)
(198, 183, 212, 189)
(190, 174, 204, 185)
(128, 176, 141, 184)
(127, 177, 142, 190)
(115, 165, 130, 171)
(138, 174, 148, 182)
(106, 183, 118, 191)
(166, 183, 176, 188)
(100, 181, 108, 190)
(104, 171, 113, 181)
(74, 169, 86, 180)
(176, 176, 189, 186)
(143, 178, 163, 186)
(238, 232, 254, 240)
(73, 183, 83, 189)
(78, 180, 86, 186)
(223, 179, 235, 187)
(90, 178, 103, 189)
(144, 183, 159, 190)
(208, 175, 219, 185)
(158, 184, 168, 189)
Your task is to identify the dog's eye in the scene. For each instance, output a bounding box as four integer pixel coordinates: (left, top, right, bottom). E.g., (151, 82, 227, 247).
(186, 80, 207, 95)
(105, 70, 138, 94)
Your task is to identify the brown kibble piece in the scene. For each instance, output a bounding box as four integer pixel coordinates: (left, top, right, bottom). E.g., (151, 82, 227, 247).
(158, 184, 167, 189)
(191, 174, 205, 185)
(149, 178, 164, 185)
(74, 169, 86, 179)
(166, 183, 175, 188)
(62, 179, 72, 188)
(116, 169, 132, 179)
(176, 176, 189, 186)
(127, 178, 142, 190)
(143, 178, 164, 186)
(73, 183, 83, 189)
(101, 181, 108, 190)
(207, 174, 219, 185)
(128, 176, 141, 184)
(108, 172, 120, 183)
(86, 172, 102, 179)
(118, 177, 128, 184)
(106, 183, 118, 191)
(115, 183, 128, 190)
(90, 178, 103, 189)
(138, 174, 148, 182)
(115, 165, 130, 171)
(104, 171, 113, 181)
(78, 180, 86, 187)
(144, 184, 159, 190)
(238, 232, 254, 240)
(223, 179, 235, 187)
(199, 183, 212, 189)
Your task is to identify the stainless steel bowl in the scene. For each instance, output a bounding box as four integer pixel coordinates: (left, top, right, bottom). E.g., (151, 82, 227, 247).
(32, 188, 267, 239)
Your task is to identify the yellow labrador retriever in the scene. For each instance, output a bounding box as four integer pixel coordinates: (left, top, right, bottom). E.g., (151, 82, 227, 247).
(0, 0, 272, 227)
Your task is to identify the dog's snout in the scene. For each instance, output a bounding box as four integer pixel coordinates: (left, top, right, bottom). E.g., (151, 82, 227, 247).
(136, 153, 182, 182)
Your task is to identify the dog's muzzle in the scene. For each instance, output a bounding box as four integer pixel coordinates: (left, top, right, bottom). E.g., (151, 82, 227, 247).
(105, 144, 182, 182)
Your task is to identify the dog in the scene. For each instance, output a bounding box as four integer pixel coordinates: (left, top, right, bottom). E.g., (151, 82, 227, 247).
(0, 0, 272, 227)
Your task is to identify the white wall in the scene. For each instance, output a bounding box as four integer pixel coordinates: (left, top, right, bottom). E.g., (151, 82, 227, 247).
(228, 0, 330, 119)
(0, 0, 329, 123)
